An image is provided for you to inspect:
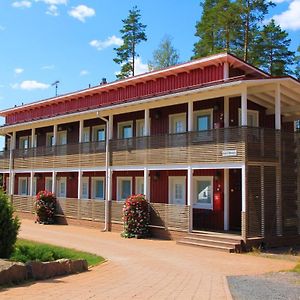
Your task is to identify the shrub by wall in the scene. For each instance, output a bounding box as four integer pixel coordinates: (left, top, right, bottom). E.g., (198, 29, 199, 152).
(35, 191, 56, 224)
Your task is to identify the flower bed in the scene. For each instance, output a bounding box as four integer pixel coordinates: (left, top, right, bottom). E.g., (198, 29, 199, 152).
(34, 191, 56, 224)
(122, 194, 150, 238)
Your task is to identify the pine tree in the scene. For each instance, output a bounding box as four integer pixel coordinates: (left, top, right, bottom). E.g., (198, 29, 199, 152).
(253, 19, 295, 76)
(114, 6, 147, 79)
(295, 46, 300, 80)
(148, 36, 180, 70)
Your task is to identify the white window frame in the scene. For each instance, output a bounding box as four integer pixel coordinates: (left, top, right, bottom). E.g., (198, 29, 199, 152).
(193, 176, 214, 210)
(46, 132, 54, 147)
(82, 127, 90, 143)
(194, 109, 213, 131)
(135, 177, 144, 195)
(91, 176, 105, 200)
(117, 177, 132, 201)
(118, 121, 133, 139)
(18, 177, 28, 196)
(57, 130, 67, 145)
(168, 176, 186, 205)
(136, 119, 147, 137)
(45, 177, 53, 192)
(82, 177, 89, 199)
(92, 125, 105, 142)
(169, 113, 187, 134)
(19, 136, 30, 150)
(57, 177, 67, 198)
(238, 108, 259, 127)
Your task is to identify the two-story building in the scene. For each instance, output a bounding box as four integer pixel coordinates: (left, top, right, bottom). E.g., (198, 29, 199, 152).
(1, 53, 300, 251)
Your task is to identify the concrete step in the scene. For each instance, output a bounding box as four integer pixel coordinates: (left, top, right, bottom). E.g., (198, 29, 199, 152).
(187, 232, 242, 243)
(177, 240, 236, 253)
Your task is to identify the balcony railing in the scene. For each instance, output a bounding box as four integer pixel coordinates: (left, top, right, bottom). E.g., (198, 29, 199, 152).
(0, 127, 286, 170)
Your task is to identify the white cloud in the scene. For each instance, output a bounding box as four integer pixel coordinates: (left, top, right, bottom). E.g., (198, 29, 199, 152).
(11, 80, 50, 90)
(42, 65, 55, 70)
(35, 0, 67, 4)
(134, 57, 149, 75)
(68, 5, 95, 22)
(12, 1, 32, 8)
(272, 0, 300, 30)
(80, 70, 89, 76)
(90, 35, 123, 51)
(14, 68, 24, 75)
(46, 4, 59, 16)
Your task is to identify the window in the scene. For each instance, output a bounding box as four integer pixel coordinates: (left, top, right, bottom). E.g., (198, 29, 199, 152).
(136, 119, 145, 137)
(82, 177, 89, 199)
(168, 177, 186, 205)
(169, 113, 186, 134)
(45, 177, 53, 192)
(135, 177, 144, 195)
(18, 177, 28, 196)
(82, 127, 90, 143)
(57, 177, 67, 198)
(46, 133, 54, 147)
(92, 125, 105, 142)
(118, 121, 133, 139)
(194, 109, 213, 131)
(92, 177, 104, 199)
(33, 177, 37, 196)
(238, 109, 259, 127)
(57, 131, 67, 145)
(19, 136, 30, 149)
(194, 176, 213, 210)
(117, 177, 132, 201)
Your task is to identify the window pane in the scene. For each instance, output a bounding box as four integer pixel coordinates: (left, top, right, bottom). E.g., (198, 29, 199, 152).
(21, 179, 27, 194)
(197, 180, 212, 204)
(175, 183, 183, 199)
(95, 180, 104, 198)
(83, 129, 90, 142)
(197, 115, 210, 131)
(82, 181, 88, 198)
(60, 182, 66, 196)
(123, 126, 132, 138)
(97, 129, 105, 141)
(121, 180, 131, 199)
(45, 178, 53, 192)
(175, 121, 184, 133)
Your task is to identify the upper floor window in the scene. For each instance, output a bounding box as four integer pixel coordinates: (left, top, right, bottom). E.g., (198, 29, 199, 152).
(92, 125, 105, 142)
(82, 127, 90, 143)
(136, 119, 145, 137)
(169, 113, 186, 134)
(19, 135, 37, 149)
(194, 109, 213, 131)
(46, 133, 54, 147)
(57, 131, 67, 145)
(118, 121, 133, 139)
(238, 109, 259, 127)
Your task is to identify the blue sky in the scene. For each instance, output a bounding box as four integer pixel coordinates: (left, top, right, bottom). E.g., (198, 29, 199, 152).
(0, 0, 299, 114)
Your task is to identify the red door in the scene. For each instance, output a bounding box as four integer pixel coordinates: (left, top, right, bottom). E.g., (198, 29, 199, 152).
(229, 169, 242, 231)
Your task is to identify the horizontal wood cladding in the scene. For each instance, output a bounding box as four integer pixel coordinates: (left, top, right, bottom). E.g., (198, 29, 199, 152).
(6, 65, 223, 125)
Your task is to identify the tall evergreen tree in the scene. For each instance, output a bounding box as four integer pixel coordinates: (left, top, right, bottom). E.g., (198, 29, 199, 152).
(114, 6, 147, 79)
(253, 19, 295, 76)
(295, 46, 300, 80)
(148, 36, 180, 70)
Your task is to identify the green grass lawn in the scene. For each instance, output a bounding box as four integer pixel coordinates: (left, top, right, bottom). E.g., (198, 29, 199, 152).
(10, 239, 105, 267)
(292, 263, 300, 273)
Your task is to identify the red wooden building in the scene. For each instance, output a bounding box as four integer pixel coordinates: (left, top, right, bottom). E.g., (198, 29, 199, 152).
(1, 53, 300, 251)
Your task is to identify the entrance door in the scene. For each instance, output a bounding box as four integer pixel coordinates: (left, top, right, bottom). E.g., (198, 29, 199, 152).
(229, 169, 242, 231)
(169, 177, 186, 205)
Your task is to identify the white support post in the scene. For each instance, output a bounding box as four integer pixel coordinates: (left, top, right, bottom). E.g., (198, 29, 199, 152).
(12, 132, 16, 150)
(224, 169, 229, 231)
(188, 101, 194, 132)
(143, 167, 149, 200)
(107, 169, 112, 202)
(30, 171, 34, 196)
(144, 108, 150, 136)
(79, 120, 84, 143)
(275, 84, 281, 130)
(53, 124, 58, 146)
(187, 167, 193, 232)
(241, 88, 248, 126)
(241, 166, 246, 213)
(223, 62, 229, 80)
(224, 96, 229, 128)
(108, 115, 114, 140)
(31, 128, 36, 148)
(78, 171, 82, 199)
(10, 172, 15, 196)
(52, 171, 56, 195)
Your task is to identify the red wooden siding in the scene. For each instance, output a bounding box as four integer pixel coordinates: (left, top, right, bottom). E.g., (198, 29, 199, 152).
(6, 65, 224, 125)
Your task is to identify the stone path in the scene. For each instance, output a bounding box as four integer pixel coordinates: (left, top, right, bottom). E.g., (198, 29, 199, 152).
(0, 219, 296, 299)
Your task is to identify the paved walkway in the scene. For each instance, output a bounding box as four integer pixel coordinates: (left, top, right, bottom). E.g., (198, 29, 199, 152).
(0, 219, 296, 300)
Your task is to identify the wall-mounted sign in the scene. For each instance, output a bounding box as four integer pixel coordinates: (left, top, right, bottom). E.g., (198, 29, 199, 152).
(222, 150, 237, 157)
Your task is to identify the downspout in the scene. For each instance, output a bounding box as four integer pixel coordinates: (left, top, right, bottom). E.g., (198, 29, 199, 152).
(96, 112, 110, 232)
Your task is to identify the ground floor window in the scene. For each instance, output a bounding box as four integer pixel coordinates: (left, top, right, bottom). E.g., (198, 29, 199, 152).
(82, 177, 89, 199)
(92, 177, 104, 200)
(18, 177, 28, 196)
(57, 177, 67, 198)
(194, 176, 213, 209)
(168, 176, 186, 205)
(117, 177, 132, 201)
(45, 177, 53, 192)
(135, 177, 144, 195)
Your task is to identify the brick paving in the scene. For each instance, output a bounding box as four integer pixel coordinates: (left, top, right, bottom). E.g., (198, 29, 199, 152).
(0, 219, 296, 300)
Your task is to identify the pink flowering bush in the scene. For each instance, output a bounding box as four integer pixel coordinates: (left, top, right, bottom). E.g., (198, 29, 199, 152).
(34, 191, 56, 224)
(122, 194, 149, 238)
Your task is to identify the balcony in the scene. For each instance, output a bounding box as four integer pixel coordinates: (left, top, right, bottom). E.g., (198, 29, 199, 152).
(0, 127, 283, 171)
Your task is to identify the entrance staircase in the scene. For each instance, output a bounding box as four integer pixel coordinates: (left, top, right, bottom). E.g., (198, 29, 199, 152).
(177, 231, 243, 253)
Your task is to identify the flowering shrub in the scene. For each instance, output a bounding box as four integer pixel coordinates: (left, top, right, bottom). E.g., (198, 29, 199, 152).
(122, 194, 149, 238)
(34, 191, 56, 224)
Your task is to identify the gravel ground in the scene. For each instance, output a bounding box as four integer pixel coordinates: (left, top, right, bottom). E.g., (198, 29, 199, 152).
(228, 272, 300, 300)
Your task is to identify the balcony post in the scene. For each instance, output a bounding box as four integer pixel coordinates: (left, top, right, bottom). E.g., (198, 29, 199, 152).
(143, 167, 149, 200)
(241, 165, 247, 240)
(29, 171, 35, 196)
(144, 108, 150, 136)
(187, 166, 193, 232)
(31, 128, 36, 148)
(53, 124, 58, 146)
(12, 132, 16, 150)
(275, 84, 281, 130)
(78, 171, 82, 199)
(108, 115, 113, 140)
(241, 87, 248, 126)
(52, 171, 56, 194)
(224, 97, 229, 128)
(9, 172, 15, 196)
(79, 120, 84, 143)
(224, 169, 229, 230)
(188, 101, 193, 131)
